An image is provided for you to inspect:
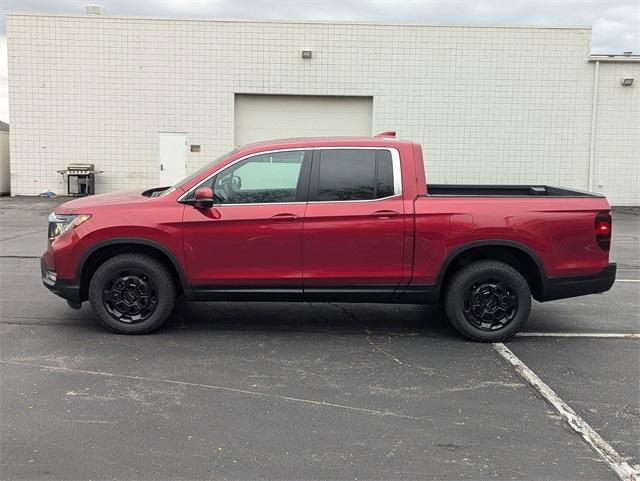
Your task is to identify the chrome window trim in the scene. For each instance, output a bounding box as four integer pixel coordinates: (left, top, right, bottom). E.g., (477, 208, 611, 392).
(178, 146, 402, 205)
(310, 146, 402, 203)
(306, 194, 403, 205)
(177, 148, 309, 204)
(391, 149, 402, 196)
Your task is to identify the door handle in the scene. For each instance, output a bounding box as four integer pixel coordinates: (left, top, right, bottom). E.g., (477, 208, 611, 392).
(270, 213, 299, 222)
(370, 210, 400, 219)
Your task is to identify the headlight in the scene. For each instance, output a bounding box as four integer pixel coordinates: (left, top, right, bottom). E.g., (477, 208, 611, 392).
(48, 213, 92, 240)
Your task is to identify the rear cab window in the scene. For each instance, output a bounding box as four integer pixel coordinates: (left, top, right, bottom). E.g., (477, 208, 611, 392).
(310, 148, 400, 202)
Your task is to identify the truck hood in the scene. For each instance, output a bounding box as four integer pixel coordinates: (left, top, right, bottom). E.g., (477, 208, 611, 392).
(55, 190, 148, 213)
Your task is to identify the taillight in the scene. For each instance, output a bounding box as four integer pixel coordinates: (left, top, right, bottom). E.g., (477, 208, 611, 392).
(595, 212, 611, 251)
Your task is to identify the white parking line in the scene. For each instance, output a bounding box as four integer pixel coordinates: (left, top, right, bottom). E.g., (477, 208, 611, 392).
(517, 332, 640, 339)
(617, 279, 640, 282)
(493, 343, 638, 481)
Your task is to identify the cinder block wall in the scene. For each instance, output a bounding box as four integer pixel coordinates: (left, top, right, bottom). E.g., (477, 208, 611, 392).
(592, 62, 640, 206)
(6, 14, 638, 204)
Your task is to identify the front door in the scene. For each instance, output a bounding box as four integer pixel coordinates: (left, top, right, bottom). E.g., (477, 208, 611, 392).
(182, 149, 311, 294)
(302, 148, 405, 294)
(158, 133, 187, 185)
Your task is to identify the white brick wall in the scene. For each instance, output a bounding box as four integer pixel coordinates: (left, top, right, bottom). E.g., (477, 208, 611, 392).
(5, 14, 639, 204)
(592, 61, 640, 206)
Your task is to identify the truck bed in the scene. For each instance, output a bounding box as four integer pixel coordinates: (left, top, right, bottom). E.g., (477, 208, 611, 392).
(427, 184, 601, 197)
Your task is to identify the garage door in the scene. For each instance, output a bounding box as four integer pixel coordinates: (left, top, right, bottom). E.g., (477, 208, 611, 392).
(234, 94, 373, 146)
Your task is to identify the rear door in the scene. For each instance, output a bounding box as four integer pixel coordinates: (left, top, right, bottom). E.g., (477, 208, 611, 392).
(302, 148, 405, 295)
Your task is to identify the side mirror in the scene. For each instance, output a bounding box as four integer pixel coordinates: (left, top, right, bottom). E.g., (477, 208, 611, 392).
(193, 186, 215, 209)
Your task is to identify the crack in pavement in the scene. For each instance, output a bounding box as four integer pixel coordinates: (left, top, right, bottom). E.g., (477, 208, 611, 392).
(365, 334, 436, 375)
(0, 359, 438, 423)
(327, 302, 436, 374)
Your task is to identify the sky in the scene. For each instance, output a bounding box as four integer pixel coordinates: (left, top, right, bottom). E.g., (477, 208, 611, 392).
(1, 0, 639, 121)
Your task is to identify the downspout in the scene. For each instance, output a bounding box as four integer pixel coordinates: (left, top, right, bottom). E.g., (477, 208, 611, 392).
(588, 60, 599, 192)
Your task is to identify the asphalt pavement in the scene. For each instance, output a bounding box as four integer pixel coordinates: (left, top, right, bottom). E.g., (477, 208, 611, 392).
(1, 196, 638, 480)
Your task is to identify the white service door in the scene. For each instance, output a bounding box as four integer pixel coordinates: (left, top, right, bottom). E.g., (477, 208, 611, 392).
(234, 95, 373, 146)
(158, 133, 187, 185)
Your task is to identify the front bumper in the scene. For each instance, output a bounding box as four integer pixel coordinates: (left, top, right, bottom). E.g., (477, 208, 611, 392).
(538, 262, 617, 302)
(41, 258, 82, 303)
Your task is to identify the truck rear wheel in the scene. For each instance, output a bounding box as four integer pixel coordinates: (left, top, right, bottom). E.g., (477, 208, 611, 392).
(88, 253, 176, 334)
(444, 260, 531, 342)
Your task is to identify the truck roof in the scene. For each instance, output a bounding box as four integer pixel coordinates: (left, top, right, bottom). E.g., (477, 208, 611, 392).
(238, 135, 412, 151)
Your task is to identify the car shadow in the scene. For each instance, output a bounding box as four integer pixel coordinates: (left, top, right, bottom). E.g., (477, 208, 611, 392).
(165, 300, 455, 338)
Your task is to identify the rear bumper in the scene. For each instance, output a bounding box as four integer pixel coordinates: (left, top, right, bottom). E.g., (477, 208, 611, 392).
(41, 258, 82, 303)
(538, 262, 616, 302)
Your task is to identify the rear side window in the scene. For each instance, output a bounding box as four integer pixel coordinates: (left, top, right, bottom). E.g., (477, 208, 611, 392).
(316, 149, 396, 202)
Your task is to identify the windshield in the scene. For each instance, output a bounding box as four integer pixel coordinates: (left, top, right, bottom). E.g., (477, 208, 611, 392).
(158, 149, 239, 196)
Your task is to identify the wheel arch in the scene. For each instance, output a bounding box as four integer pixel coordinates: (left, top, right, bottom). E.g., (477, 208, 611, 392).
(437, 240, 546, 301)
(77, 238, 191, 301)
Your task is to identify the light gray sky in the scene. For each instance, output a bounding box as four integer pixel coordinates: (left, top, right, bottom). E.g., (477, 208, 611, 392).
(1, 0, 639, 121)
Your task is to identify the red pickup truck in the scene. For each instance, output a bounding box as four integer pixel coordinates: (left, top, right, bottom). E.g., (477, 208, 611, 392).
(42, 134, 616, 341)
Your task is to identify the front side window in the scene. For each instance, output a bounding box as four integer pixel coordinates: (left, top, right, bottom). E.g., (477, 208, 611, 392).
(208, 150, 306, 204)
(316, 149, 397, 202)
(170, 149, 238, 192)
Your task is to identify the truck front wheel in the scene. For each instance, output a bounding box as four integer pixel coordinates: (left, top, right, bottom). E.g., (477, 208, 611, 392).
(444, 260, 531, 342)
(88, 253, 176, 334)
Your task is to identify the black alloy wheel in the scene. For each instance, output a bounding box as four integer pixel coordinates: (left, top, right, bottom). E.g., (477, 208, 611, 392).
(88, 253, 176, 334)
(462, 276, 518, 331)
(444, 260, 531, 342)
(102, 268, 159, 324)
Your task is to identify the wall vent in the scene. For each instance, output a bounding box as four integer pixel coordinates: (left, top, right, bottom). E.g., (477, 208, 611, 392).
(86, 4, 105, 15)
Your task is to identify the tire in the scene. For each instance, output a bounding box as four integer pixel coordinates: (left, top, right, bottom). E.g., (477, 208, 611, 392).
(444, 260, 531, 342)
(88, 253, 176, 334)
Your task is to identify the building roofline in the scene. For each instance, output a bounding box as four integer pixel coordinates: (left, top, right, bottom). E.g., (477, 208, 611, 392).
(5, 12, 592, 31)
(589, 54, 640, 63)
